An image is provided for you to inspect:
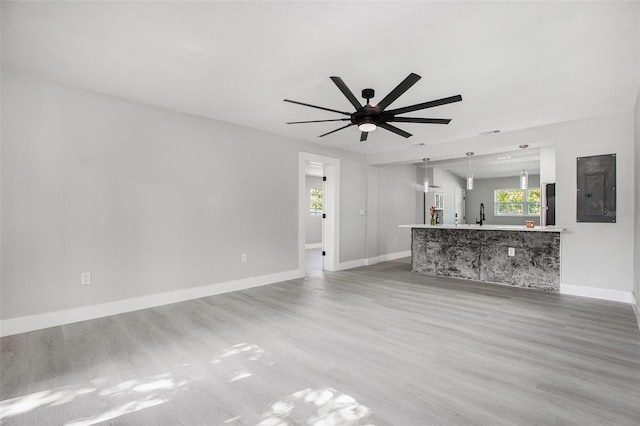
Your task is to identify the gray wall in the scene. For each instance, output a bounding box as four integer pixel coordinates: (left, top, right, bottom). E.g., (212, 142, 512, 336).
(553, 112, 634, 291)
(634, 89, 640, 307)
(376, 164, 418, 256)
(465, 175, 541, 226)
(1, 72, 368, 320)
(305, 175, 322, 245)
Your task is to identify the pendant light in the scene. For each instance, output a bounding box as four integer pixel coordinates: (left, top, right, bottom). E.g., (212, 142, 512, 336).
(519, 144, 529, 189)
(466, 152, 474, 190)
(423, 158, 429, 193)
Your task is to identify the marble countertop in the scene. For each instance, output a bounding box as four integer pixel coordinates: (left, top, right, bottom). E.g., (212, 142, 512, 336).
(399, 224, 564, 233)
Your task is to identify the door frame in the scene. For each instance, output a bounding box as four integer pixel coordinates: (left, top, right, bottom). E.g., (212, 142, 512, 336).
(298, 152, 340, 274)
(454, 188, 466, 224)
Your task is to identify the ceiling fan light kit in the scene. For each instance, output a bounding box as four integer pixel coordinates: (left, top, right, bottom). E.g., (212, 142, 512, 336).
(358, 122, 377, 132)
(284, 73, 462, 142)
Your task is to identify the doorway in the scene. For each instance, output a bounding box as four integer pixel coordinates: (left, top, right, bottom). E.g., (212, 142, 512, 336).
(298, 153, 340, 275)
(454, 188, 466, 224)
(304, 162, 324, 274)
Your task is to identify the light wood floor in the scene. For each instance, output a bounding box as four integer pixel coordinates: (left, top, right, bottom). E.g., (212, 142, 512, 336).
(1, 253, 639, 425)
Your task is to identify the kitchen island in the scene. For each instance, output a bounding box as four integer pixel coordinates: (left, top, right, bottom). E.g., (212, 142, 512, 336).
(399, 224, 564, 291)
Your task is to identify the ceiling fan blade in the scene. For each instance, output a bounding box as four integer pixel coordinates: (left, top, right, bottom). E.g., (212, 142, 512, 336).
(319, 123, 355, 138)
(377, 123, 412, 138)
(287, 118, 351, 124)
(376, 73, 422, 110)
(360, 132, 368, 142)
(284, 99, 351, 116)
(388, 117, 452, 124)
(330, 77, 362, 110)
(385, 94, 463, 116)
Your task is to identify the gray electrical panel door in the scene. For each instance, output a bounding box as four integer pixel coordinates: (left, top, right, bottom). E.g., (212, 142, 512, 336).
(545, 183, 556, 226)
(576, 154, 616, 223)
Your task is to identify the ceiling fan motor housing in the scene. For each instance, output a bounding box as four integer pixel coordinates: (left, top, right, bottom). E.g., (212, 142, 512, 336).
(351, 104, 382, 126)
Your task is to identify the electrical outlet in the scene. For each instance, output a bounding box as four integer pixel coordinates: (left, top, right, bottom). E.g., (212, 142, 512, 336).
(81, 272, 91, 285)
(508, 247, 515, 257)
(241, 254, 247, 263)
(359, 209, 367, 216)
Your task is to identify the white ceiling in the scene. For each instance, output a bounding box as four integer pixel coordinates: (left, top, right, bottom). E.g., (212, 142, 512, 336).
(2, 1, 639, 156)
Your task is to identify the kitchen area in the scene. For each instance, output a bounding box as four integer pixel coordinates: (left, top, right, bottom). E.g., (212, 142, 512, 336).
(419, 145, 555, 228)
(403, 145, 563, 291)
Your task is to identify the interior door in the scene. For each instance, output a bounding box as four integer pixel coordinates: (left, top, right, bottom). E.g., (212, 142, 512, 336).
(321, 173, 327, 271)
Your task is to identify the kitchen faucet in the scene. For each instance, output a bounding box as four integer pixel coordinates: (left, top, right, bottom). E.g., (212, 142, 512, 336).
(476, 203, 485, 226)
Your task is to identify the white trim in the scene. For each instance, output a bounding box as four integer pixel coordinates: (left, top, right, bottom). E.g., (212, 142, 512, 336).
(631, 293, 640, 331)
(336, 259, 367, 271)
(333, 250, 412, 271)
(0, 269, 303, 337)
(305, 243, 322, 249)
(367, 250, 412, 266)
(560, 283, 635, 304)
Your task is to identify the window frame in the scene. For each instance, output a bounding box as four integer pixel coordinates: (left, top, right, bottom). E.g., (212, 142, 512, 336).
(494, 188, 541, 217)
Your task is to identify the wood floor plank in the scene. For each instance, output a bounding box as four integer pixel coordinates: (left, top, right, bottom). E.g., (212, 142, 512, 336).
(1, 253, 639, 425)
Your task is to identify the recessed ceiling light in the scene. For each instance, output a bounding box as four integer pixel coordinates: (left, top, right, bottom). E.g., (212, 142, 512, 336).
(479, 130, 501, 135)
(497, 156, 511, 160)
(412, 142, 426, 146)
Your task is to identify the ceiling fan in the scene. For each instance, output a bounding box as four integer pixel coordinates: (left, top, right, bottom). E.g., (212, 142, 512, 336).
(284, 73, 462, 142)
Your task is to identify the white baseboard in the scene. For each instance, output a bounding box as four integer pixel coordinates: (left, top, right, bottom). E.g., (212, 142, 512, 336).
(366, 250, 411, 266)
(334, 250, 412, 271)
(335, 258, 367, 271)
(305, 243, 322, 249)
(631, 293, 640, 331)
(0, 269, 304, 337)
(560, 283, 635, 304)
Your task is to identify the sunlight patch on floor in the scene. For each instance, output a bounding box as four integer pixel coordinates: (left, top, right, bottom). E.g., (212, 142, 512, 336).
(256, 387, 374, 426)
(210, 342, 270, 383)
(100, 373, 186, 397)
(0, 372, 192, 424)
(229, 371, 252, 382)
(0, 386, 96, 419)
(64, 397, 166, 426)
(211, 342, 265, 363)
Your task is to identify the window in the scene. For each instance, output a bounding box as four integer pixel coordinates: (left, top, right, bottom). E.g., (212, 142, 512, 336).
(495, 188, 541, 216)
(309, 188, 323, 215)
